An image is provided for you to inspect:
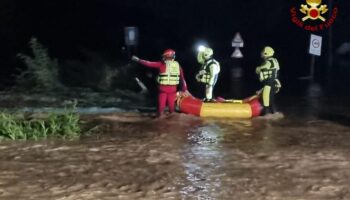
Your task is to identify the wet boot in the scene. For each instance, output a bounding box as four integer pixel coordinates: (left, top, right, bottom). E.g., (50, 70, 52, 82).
(203, 98, 216, 103)
(202, 98, 209, 102)
(155, 112, 166, 119)
(261, 106, 271, 116)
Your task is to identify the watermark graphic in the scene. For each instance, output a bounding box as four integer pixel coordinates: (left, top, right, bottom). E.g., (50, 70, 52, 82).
(300, 0, 328, 21)
(290, 0, 338, 31)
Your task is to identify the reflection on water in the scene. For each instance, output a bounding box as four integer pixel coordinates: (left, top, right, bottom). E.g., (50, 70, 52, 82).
(1, 93, 350, 199)
(306, 83, 323, 98)
(182, 124, 224, 199)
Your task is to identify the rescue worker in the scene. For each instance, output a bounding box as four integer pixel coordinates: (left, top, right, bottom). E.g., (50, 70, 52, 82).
(131, 49, 189, 117)
(195, 46, 221, 102)
(255, 46, 282, 116)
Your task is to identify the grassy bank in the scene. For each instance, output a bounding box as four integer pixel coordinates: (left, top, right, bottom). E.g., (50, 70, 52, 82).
(0, 105, 80, 141)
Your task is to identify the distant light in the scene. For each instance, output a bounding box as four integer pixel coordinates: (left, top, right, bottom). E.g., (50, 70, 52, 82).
(198, 45, 206, 52)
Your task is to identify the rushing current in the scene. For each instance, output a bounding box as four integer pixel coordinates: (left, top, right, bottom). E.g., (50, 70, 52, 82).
(1, 86, 350, 200)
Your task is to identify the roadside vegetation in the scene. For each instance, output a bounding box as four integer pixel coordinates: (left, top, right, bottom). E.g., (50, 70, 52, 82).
(15, 37, 140, 93)
(16, 37, 61, 91)
(0, 103, 80, 141)
(0, 37, 146, 141)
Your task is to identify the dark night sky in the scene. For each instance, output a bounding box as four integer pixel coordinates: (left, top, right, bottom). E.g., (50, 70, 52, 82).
(0, 0, 349, 92)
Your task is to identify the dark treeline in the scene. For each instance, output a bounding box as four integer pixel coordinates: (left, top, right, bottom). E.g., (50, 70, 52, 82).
(0, 0, 349, 93)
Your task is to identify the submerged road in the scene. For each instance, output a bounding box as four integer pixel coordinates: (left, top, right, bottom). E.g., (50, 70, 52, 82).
(1, 95, 350, 200)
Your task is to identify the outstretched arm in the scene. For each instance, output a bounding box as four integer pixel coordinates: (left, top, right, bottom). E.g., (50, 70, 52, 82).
(138, 60, 163, 69)
(131, 55, 162, 69)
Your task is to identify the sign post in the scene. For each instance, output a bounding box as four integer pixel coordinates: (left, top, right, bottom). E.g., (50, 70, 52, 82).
(309, 34, 322, 56)
(124, 27, 139, 58)
(231, 32, 244, 58)
(308, 34, 322, 81)
(230, 32, 244, 96)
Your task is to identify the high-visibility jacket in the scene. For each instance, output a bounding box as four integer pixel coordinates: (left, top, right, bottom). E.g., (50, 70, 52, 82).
(138, 59, 188, 90)
(198, 59, 220, 84)
(157, 60, 180, 85)
(256, 57, 279, 82)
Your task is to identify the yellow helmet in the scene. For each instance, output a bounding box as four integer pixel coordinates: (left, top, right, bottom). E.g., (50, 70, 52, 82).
(197, 52, 205, 64)
(197, 47, 214, 64)
(262, 46, 274, 58)
(203, 47, 213, 60)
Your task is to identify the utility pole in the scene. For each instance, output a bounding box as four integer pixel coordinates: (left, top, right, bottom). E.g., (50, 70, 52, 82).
(327, 0, 333, 85)
(230, 32, 244, 97)
(308, 34, 323, 82)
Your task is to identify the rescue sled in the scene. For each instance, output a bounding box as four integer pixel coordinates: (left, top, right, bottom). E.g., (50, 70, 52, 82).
(176, 93, 262, 118)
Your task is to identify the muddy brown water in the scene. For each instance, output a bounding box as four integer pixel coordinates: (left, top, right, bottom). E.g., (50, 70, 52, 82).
(1, 96, 350, 200)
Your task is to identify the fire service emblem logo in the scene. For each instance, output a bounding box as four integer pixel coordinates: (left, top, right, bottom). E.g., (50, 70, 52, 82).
(300, 0, 328, 21)
(290, 0, 338, 31)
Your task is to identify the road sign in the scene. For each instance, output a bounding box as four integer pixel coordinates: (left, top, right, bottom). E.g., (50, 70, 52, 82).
(231, 47, 243, 58)
(124, 27, 139, 46)
(232, 32, 244, 48)
(309, 34, 322, 56)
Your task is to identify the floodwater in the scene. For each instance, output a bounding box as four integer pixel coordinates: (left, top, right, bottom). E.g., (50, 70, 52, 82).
(1, 90, 350, 199)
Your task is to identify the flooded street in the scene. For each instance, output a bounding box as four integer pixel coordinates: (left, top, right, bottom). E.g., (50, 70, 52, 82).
(1, 0, 349, 198)
(1, 95, 350, 200)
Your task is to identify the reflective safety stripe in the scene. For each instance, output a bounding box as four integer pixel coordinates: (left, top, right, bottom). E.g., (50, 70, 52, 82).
(259, 58, 279, 81)
(270, 58, 280, 71)
(200, 74, 211, 83)
(260, 69, 276, 80)
(158, 61, 180, 85)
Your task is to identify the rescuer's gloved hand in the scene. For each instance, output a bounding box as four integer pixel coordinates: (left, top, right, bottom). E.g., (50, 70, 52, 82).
(131, 55, 140, 62)
(182, 90, 192, 97)
(195, 73, 201, 82)
(255, 67, 261, 74)
(275, 79, 282, 93)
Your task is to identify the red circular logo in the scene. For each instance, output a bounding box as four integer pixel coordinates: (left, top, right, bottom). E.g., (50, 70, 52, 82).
(310, 9, 319, 18)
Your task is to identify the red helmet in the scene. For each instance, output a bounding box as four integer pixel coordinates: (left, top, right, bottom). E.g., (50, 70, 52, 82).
(162, 49, 176, 59)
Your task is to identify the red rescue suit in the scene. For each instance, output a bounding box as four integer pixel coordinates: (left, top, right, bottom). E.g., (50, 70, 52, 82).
(139, 59, 188, 116)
